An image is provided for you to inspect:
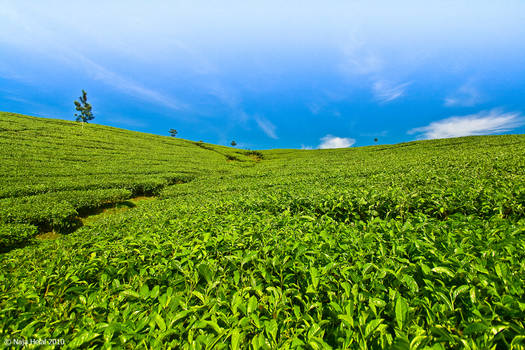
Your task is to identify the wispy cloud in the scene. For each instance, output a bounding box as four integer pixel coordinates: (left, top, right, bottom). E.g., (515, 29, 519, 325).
(408, 109, 524, 139)
(3, 95, 33, 104)
(360, 130, 388, 137)
(0, 59, 37, 85)
(444, 81, 482, 107)
(319, 135, 356, 149)
(339, 39, 383, 76)
(255, 115, 278, 139)
(307, 102, 322, 115)
(0, 3, 186, 112)
(110, 115, 148, 128)
(64, 52, 187, 112)
(372, 80, 410, 103)
(206, 83, 241, 109)
(301, 144, 313, 150)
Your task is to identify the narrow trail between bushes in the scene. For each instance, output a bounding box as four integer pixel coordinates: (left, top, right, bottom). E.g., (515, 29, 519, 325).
(36, 196, 157, 240)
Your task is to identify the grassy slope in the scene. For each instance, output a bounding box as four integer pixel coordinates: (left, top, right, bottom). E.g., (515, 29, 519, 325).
(0, 112, 255, 236)
(0, 111, 253, 194)
(1, 112, 524, 348)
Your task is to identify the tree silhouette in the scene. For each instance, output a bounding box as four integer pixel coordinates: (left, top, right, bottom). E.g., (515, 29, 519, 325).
(230, 140, 237, 147)
(74, 90, 94, 127)
(169, 129, 178, 137)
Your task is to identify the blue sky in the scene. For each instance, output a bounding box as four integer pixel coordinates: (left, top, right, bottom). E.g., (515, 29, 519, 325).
(1, 0, 525, 149)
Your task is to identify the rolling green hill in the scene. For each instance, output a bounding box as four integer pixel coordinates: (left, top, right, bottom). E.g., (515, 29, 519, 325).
(1, 111, 524, 349)
(0, 112, 255, 238)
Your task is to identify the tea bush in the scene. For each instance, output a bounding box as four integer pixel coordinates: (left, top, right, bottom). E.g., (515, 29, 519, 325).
(0, 112, 524, 348)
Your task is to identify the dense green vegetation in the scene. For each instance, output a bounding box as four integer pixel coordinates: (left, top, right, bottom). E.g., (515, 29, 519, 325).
(1, 111, 524, 349)
(0, 112, 252, 236)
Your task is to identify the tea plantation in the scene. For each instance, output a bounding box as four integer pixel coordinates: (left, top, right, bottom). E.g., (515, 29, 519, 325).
(1, 112, 524, 349)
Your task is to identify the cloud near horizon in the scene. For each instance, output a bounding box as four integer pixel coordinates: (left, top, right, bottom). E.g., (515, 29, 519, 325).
(318, 135, 356, 149)
(408, 109, 524, 139)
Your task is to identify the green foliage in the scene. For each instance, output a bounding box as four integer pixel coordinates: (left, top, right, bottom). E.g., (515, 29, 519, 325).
(169, 128, 178, 137)
(0, 112, 524, 348)
(74, 89, 94, 124)
(0, 224, 38, 252)
(244, 150, 264, 160)
(0, 188, 132, 231)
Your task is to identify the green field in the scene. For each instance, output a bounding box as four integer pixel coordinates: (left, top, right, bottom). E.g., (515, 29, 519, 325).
(1, 111, 524, 349)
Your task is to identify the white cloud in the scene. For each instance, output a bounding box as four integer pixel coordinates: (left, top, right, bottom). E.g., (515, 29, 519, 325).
(318, 135, 356, 149)
(408, 109, 524, 139)
(255, 116, 278, 139)
(372, 80, 410, 103)
(301, 145, 313, 150)
(444, 81, 482, 107)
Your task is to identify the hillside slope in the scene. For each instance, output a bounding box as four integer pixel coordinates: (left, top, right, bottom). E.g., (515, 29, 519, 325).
(0, 112, 255, 237)
(1, 112, 524, 348)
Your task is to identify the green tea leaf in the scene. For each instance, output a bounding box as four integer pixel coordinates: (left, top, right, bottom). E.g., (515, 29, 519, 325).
(431, 267, 454, 277)
(153, 313, 166, 332)
(395, 296, 408, 330)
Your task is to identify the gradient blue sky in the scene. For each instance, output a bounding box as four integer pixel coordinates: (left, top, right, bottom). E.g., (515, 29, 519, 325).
(1, 0, 524, 149)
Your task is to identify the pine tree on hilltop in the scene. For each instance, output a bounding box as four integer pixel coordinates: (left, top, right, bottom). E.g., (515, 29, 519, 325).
(74, 90, 94, 127)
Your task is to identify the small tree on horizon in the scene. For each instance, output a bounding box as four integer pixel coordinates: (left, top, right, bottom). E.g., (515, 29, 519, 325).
(74, 90, 94, 127)
(169, 129, 178, 137)
(230, 140, 237, 147)
(374, 138, 378, 143)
